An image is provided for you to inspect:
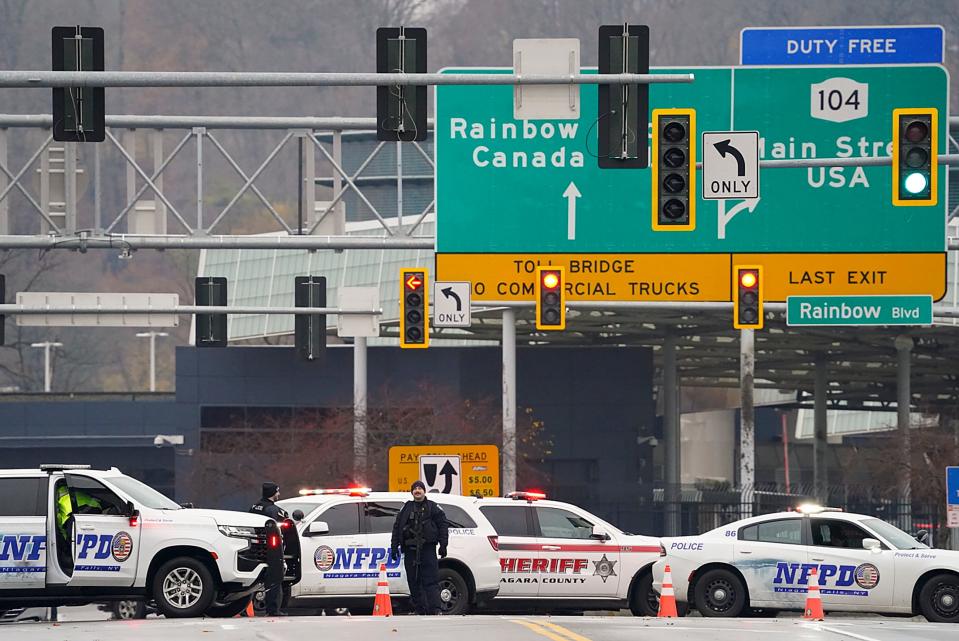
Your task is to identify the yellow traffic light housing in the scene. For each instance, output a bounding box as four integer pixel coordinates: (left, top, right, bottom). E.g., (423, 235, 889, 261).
(892, 108, 937, 206)
(652, 108, 696, 231)
(535, 267, 566, 331)
(733, 265, 763, 330)
(400, 268, 429, 348)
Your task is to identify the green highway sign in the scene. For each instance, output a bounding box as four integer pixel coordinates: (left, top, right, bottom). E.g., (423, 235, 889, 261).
(434, 65, 948, 302)
(786, 295, 933, 326)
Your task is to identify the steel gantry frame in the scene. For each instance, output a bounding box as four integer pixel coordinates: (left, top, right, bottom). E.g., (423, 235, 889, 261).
(0, 61, 956, 520)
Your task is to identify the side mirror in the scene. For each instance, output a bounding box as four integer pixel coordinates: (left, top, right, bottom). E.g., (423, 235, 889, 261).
(307, 521, 330, 536)
(179, 502, 195, 509)
(916, 529, 930, 546)
(125, 500, 136, 516)
(292, 509, 305, 522)
(591, 525, 611, 541)
(862, 537, 881, 552)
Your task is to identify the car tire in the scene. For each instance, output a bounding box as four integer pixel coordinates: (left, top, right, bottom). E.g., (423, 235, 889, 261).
(918, 573, 959, 623)
(204, 597, 252, 618)
(629, 572, 659, 617)
(694, 568, 747, 617)
(152, 557, 216, 618)
(111, 599, 148, 620)
(438, 568, 470, 615)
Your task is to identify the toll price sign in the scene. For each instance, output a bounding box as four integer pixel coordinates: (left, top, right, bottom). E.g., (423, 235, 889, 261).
(389, 445, 499, 497)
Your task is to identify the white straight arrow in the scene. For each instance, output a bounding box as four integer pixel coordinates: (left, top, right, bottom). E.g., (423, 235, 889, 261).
(563, 181, 581, 240)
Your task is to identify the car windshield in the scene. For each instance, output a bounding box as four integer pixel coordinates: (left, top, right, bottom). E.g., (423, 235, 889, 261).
(277, 502, 320, 520)
(861, 518, 929, 550)
(107, 476, 181, 510)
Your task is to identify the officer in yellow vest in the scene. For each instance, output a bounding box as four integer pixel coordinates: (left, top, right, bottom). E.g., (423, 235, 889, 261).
(56, 485, 102, 539)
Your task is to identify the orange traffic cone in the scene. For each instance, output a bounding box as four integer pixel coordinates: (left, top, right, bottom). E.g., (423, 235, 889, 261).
(657, 564, 679, 618)
(372, 563, 393, 617)
(237, 597, 255, 618)
(803, 567, 824, 621)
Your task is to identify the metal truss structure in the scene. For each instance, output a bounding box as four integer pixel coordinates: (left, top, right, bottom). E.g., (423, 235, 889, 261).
(0, 111, 957, 415)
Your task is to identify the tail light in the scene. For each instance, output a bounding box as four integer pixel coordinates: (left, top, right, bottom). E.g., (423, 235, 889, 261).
(659, 543, 666, 557)
(487, 535, 499, 551)
(268, 533, 281, 549)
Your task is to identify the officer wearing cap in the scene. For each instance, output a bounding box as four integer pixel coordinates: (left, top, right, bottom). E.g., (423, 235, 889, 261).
(250, 482, 288, 616)
(390, 480, 449, 615)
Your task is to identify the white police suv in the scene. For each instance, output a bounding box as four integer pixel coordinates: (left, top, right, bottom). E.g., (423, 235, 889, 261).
(471, 491, 662, 615)
(0, 465, 284, 618)
(276, 488, 500, 614)
(653, 505, 959, 622)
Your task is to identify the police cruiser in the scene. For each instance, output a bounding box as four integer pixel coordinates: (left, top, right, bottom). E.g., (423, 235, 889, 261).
(277, 488, 500, 614)
(653, 504, 959, 622)
(0, 465, 284, 618)
(472, 491, 662, 615)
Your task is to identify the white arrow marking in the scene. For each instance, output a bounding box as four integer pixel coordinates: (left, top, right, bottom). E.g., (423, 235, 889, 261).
(563, 181, 581, 240)
(717, 197, 760, 240)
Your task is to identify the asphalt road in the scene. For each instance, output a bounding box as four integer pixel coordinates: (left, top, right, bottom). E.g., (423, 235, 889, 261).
(2, 615, 956, 641)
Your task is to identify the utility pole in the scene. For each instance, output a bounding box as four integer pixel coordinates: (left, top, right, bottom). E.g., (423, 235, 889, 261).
(136, 331, 169, 391)
(30, 341, 63, 392)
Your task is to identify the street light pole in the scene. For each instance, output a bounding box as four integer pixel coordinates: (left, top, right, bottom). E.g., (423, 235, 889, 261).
(136, 331, 169, 392)
(30, 341, 63, 392)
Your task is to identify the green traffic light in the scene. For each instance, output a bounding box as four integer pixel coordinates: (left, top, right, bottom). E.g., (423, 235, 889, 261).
(904, 172, 928, 195)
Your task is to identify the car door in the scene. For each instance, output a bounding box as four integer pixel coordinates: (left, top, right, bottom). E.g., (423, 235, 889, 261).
(479, 504, 539, 597)
(807, 517, 895, 608)
(297, 501, 368, 596)
(64, 474, 140, 587)
(0, 476, 48, 591)
(362, 500, 407, 595)
(734, 517, 807, 607)
(533, 505, 620, 598)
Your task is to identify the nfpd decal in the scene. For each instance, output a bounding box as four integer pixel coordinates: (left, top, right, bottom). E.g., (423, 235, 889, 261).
(855, 563, 880, 589)
(111, 532, 133, 562)
(314, 545, 335, 571)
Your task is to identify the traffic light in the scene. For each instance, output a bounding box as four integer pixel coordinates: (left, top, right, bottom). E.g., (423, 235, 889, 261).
(400, 268, 429, 348)
(733, 266, 763, 330)
(195, 277, 227, 348)
(893, 108, 937, 206)
(597, 24, 649, 168)
(652, 108, 696, 231)
(535, 267, 565, 331)
(52, 26, 105, 142)
(376, 27, 427, 141)
(295, 276, 326, 361)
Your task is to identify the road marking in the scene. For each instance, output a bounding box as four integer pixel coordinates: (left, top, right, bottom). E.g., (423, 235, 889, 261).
(509, 619, 589, 641)
(538, 620, 594, 641)
(816, 623, 885, 641)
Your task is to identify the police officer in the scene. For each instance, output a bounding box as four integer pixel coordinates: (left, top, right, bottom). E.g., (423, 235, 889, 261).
(250, 482, 288, 616)
(390, 480, 449, 615)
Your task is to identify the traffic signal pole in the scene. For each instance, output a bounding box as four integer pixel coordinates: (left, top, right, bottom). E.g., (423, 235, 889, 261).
(354, 336, 368, 483)
(662, 335, 680, 536)
(895, 335, 913, 531)
(739, 329, 755, 518)
(813, 354, 828, 503)
(502, 308, 517, 495)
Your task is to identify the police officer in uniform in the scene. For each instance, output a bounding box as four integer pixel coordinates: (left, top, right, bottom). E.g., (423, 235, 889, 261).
(250, 482, 288, 616)
(390, 480, 449, 615)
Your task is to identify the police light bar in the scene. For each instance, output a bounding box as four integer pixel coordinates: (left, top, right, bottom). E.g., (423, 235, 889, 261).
(507, 491, 547, 502)
(298, 487, 371, 497)
(39, 464, 92, 471)
(795, 503, 842, 515)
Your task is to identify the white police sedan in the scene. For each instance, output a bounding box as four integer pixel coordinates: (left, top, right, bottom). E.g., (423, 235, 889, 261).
(653, 505, 959, 622)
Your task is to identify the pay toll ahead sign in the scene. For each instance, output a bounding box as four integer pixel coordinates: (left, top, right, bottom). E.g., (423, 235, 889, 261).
(434, 65, 948, 302)
(389, 445, 499, 498)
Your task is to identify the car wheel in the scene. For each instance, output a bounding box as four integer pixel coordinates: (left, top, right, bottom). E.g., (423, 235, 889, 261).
(438, 568, 470, 615)
(694, 568, 747, 617)
(629, 572, 659, 617)
(112, 599, 148, 620)
(919, 573, 959, 623)
(152, 557, 216, 618)
(204, 597, 252, 618)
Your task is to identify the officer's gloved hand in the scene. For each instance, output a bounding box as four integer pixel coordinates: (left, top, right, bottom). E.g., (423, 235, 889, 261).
(390, 547, 400, 562)
(438, 544, 448, 559)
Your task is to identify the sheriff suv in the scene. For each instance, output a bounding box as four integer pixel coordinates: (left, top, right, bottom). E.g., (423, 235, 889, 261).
(0, 465, 283, 618)
(473, 491, 662, 616)
(277, 488, 500, 614)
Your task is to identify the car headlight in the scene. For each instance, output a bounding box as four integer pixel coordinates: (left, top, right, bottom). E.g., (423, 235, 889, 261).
(218, 525, 259, 539)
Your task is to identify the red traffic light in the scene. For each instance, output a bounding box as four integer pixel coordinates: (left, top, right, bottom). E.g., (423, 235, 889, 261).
(404, 272, 424, 291)
(541, 270, 561, 290)
(739, 270, 758, 289)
